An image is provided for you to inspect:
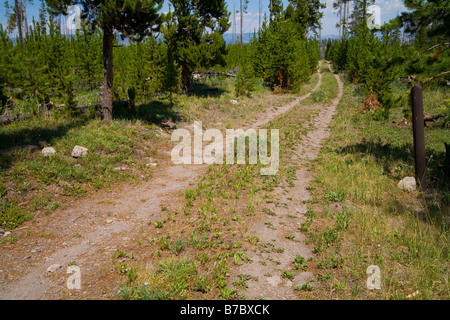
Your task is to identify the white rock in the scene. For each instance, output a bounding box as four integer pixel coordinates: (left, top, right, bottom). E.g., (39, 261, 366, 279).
(230, 99, 238, 105)
(71, 145, 88, 158)
(146, 163, 158, 167)
(144, 157, 158, 166)
(3, 231, 11, 237)
(47, 264, 62, 273)
(113, 167, 128, 171)
(106, 219, 113, 224)
(398, 177, 416, 191)
(41, 147, 56, 156)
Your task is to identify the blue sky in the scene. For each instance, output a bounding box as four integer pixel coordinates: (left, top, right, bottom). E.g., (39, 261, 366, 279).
(0, 0, 409, 37)
(219, 0, 408, 35)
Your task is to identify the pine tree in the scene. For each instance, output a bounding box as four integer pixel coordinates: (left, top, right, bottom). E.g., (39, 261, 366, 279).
(345, 20, 377, 83)
(325, 38, 332, 59)
(143, 38, 166, 96)
(287, 0, 326, 36)
(163, 47, 180, 106)
(400, 0, 450, 40)
(45, 0, 163, 121)
(333, 0, 351, 37)
(350, 0, 374, 32)
(306, 38, 320, 71)
(72, 25, 102, 91)
(0, 25, 13, 112)
(38, 0, 47, 29)
(14, 0, 24, 47)
(399, 0, 450, 84)
(42, 20, 75, 113)
(329, 16, 403, 119)
(238, 0, 249, 44)
(269, 0, 283, 22)
(253, 14, 311, 91)
(163, 0, 231, 94)
(234, 45, 255, 97)
(21, 20, 51, 103)
(3, 0, 25, 47)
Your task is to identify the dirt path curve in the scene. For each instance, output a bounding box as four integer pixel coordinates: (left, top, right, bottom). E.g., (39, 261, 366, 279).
(0, 62, 329, 300)
(231, 62, 343, 300)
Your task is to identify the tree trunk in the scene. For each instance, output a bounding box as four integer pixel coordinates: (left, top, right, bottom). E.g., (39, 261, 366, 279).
(338, 4, 341, 38)
(23, 1, 27, 35)
(259, 0, 262, 30)
(362, 0, 367, 20)
(180, 61, 191, 94)
(102, 25, 114, 121)
(240, 0, 243, 44)
(15, 0, 23, 48)
(270, 0, 273, 23)
(233, 0, 236, 43)
(346, 0, 350, 35)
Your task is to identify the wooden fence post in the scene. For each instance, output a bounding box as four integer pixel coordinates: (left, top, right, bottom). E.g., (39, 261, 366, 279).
(411, 84, 427, 192)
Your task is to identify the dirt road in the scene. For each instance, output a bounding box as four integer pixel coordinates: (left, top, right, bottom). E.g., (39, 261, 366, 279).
(0, 62, 343, 300)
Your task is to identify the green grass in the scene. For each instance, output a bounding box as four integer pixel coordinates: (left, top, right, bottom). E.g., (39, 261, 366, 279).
(0, 197, 32, 230)
(119, 257, 198, 300)
(311, 90, 326, 103)
(0, 114, 161, 230)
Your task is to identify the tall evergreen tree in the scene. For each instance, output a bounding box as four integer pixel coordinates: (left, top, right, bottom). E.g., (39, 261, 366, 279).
(398, 0, 450, 83)
(45, 0, 162, 121)
(269, 0, 283, 22)
(72, 25, 102, 91)
(4, 0, 25, 47)
(160, 11, 179, 104)
(350, 0, 374, 32)
(253, 13, 312, 91)
(38, 0, 47, 29)
(286, 0, 326, 36)
(333, 0, 351, 37)
(163, 46, 180, 105)
(239, 0, 249, 44)
(163, 0, 230, 93)
(0, 25, 13, 111)
(400, 0, 450, 40)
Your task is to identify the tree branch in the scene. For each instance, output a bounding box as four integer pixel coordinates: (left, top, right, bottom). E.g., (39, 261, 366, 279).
(419, 42, 450, 55)
(420, 70, 450, 86)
